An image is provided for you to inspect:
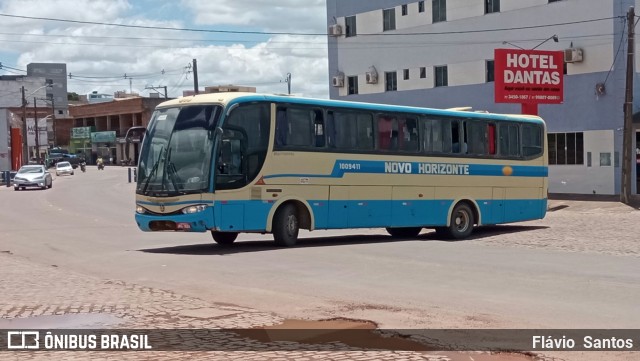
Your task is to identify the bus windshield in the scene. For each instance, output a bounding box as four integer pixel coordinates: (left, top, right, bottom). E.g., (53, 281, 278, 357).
(136, 105, 222, 196)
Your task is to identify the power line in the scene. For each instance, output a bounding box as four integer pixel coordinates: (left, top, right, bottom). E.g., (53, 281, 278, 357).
(603, 17, 627, 86)
(0, 12, 622, 36)
(0, 30, 616, 48)
(0, 31, 324, 45)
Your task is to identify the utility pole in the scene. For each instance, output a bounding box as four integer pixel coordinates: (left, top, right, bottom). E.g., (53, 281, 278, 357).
(286, 73, 292, 94)
(621, 6, 635, 204)
(21, 86, 27, 166)
(34, 97, 40, 163)
(193, 59, 199, 94)
(49, 94, 56, 147)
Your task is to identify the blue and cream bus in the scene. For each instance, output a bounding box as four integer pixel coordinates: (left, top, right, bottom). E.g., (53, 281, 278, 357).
(135, 93, 547, 246)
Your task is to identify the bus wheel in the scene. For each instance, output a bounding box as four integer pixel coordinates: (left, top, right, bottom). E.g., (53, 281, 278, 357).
(445, 203, 475, 239)
(386, 227, 422, 238)
(273, 204, 299, 247)
(211, 231, 238, 245)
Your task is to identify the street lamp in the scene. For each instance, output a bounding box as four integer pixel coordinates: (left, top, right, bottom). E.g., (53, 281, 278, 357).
(502, 35, 559, 50)
(532, 34, 559, 50)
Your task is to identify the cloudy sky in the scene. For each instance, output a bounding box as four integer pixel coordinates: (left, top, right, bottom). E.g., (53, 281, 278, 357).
(0, 0, 329, 98)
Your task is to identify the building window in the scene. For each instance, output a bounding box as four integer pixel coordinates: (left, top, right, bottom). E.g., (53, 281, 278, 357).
(486, 60, 494, 82)
(434, 66, 448, 87)
(600, 152, 612, 166)
(347, 76, 358, 95)
(385, 71, 398, 91)
(402, 4, 408, 16)
(418, 1, 425, 13)
(383, 8, 396, 31)
(420, 67, 427, 79)
(432, 0, 447, 23)
(345, 16, 357, 37)
(548, 132, 584, 165)
(485, 0, 500, 14)
(403, 69, 410, 80)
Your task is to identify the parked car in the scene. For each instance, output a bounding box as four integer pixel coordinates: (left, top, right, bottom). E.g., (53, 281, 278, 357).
(13, 165, 52, 190)
(55, 161, 74, 176)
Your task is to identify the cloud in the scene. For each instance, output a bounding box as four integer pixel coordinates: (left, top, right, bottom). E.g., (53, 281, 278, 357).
(1, 0, 329, 98)
(181, 0, 327, 34)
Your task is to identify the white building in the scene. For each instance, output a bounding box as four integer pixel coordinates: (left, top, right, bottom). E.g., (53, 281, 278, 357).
(327, 0, 640, 195)
(0, 75, 49, 171)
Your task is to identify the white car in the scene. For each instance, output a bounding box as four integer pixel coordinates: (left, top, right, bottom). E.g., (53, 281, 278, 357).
(13, 165, 53, 190)
(55, 161, 74, 176)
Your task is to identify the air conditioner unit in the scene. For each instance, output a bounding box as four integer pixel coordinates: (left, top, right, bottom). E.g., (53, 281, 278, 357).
(564, 48, 583, 63)
(365, 66, 378, 84)
(328, 24, 343, 37)
(332, 74, 345, 87)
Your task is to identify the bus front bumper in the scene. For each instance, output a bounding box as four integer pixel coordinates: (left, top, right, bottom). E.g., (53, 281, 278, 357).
(135, 207, 215, 232)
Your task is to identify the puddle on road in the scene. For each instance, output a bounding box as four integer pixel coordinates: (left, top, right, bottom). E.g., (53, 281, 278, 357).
(235, 318, 537, 361)
(0, 313, 122, 329)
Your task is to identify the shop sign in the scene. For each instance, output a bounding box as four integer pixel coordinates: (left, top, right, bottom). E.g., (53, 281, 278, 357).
(494, 49, 564, 104)
(91, 131, 116, 143)
(72, 127, 92, 139)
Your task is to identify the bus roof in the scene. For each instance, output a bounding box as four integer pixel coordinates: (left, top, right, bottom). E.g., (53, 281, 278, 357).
(156, 92, 545, 125)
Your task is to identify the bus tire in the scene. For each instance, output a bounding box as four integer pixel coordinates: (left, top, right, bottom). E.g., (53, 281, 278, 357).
(272, 203, 299, 247)
(211, 231, 238, 245)
(386, 227, 422, 238)
(445, 203, 475, 239)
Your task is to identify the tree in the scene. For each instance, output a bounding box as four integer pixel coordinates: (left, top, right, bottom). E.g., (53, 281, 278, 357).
(67, 92, 80, 101)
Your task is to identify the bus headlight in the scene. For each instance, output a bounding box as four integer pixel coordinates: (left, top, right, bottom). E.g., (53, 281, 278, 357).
(136, 205, 147, 214)
(181, 204, 208, 214)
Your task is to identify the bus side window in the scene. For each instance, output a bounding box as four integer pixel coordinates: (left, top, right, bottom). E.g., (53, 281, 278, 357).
(499, 124, 520, 157)
(488, 123, 496, 155)
(275, 108, 288, 147)
(421, 118, 433, 152)
(450, 120, 463, 154)
(356, 113, 374, 150)
(399, 117, 419, 152)
(326, 111, 336, 148)
(466, 121, 487, 155)
(377, 115, 394, 151)
(313, 109, 325, 147)
(287, 108, 314, 147)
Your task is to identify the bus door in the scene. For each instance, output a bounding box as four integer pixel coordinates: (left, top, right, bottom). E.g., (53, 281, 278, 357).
(328, 186, 349, 228)
(491, 187, 505, 224)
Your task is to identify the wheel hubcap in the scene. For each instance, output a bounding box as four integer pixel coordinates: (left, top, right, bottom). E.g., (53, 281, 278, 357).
(454, 211, 469, 232)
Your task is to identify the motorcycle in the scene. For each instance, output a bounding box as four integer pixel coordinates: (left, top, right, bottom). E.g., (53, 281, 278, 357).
(97, 157, 105, 170)
(80, 162, 86, 173)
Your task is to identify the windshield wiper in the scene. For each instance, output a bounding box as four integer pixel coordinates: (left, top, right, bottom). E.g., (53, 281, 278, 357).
(166, 162, 183, 195)
(141, 146, 164, 195)
(163, 146, 185, 195)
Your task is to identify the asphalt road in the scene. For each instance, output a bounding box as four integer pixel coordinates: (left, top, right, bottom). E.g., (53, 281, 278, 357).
(1, 166, 639, 331)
